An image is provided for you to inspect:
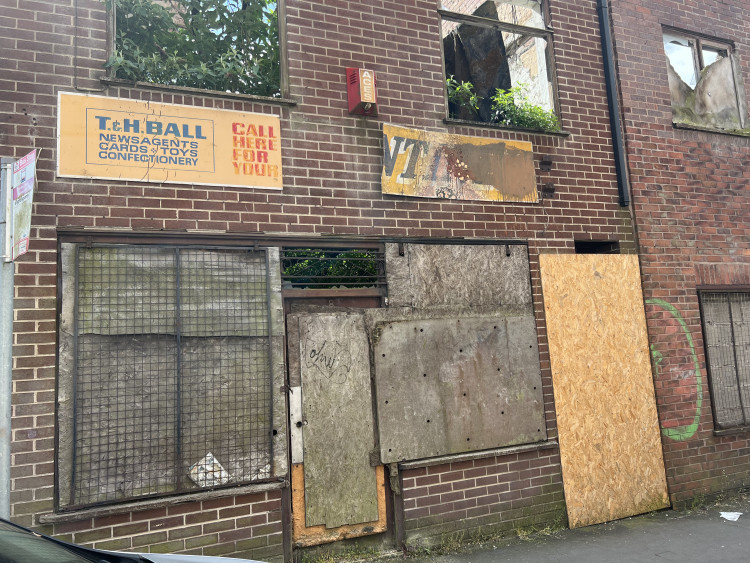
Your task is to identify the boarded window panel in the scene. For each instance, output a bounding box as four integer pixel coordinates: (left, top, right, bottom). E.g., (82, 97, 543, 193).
(385, 243, 533, 309)
(77, 246, 177, 335)
(539, 254, 669, 529)
(180, 338, 272, 484)
(180, 250, 269, 338)
(295, 313, 379, 528)
(73, 335, 178, 505)
(373, 316, 546, 464)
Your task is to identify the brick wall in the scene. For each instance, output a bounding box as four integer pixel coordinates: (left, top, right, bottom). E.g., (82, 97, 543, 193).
(1, 0, 636, 555)
(41, 490, 282, 560)
(610, 0, 750, 504)
(401, 447, 565, 547)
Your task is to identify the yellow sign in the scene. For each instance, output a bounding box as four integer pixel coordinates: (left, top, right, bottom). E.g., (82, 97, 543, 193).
(382, 124, 537, 203)
(57, 92, 282, 190)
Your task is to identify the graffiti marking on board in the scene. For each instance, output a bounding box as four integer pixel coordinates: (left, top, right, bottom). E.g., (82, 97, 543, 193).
(303, 338, 351, 385)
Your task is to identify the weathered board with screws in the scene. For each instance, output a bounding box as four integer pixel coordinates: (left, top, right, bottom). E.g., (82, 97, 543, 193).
(374, 316, 546, 464)
(292, 312, 379, 528)
(385, 242, 533, 310)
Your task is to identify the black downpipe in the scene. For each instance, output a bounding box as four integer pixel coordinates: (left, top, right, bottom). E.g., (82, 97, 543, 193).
(597, 0, 631, 207)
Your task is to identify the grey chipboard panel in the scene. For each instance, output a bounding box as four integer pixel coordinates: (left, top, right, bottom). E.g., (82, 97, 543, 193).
(374, 316, 546, 464)
(295, 312, 379, 528)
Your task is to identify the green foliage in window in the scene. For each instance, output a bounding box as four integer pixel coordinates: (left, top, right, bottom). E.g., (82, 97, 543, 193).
(446, 78, 560, 132)
(282, 249, 378, 289)
(490, 84, 560, 132)
(104, 0, 280, 97)
(446, 76, 480, 118)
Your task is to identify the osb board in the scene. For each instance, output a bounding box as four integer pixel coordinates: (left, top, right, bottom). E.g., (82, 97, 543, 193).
(384, 242, 533, 310)
(374, 316, 546, 464)
(539, 254, 669, 528)
(294, 313, 379, 528)
(291, 464, 387, 547)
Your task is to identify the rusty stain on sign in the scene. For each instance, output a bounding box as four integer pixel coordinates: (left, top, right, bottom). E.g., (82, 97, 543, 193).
(382, 123, 537, 203)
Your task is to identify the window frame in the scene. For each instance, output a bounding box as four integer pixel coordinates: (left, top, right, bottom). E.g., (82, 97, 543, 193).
(438, 0, 561, 131)
(103, 0, 289, 101)
(662, 26, 748, 131)
(698, 289, 750, 431)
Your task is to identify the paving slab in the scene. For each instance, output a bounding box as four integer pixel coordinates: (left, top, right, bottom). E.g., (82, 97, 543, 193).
(390, 492, 750, 563)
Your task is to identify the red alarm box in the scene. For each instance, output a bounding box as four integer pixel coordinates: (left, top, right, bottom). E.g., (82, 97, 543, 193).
(346, 68, 377, 116)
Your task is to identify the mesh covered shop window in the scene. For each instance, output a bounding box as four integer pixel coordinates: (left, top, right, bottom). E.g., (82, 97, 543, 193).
(700, 292, 750, 429)
(65, 245, 273, 508)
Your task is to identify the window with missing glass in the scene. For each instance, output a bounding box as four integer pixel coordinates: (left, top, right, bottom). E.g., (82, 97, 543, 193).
(440, 0, 559, 132)
(105, 0, 281, 97)
(663, 29, 747, 131)
(699, 291, 750, 430)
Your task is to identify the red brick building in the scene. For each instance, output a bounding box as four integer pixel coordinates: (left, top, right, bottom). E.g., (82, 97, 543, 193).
(609, 0, 750, 505)
(0, 0, 723, 561)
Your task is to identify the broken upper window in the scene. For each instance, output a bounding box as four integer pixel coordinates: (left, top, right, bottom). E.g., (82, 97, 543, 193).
(663, 30, 747, 131)
(106, 0, 280, 97)
(440, 0, 559, 131)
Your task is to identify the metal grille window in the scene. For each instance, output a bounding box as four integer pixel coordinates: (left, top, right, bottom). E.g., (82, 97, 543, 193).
(281, 247, 386, 291)
(700, 292, 750, 429)
(64, 245, 273, 508)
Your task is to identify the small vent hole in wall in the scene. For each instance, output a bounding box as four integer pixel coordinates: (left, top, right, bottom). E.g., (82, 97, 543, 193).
(574, 240, 620, 254)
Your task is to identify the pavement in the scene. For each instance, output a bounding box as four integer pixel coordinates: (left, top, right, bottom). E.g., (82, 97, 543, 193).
(387, 491, 750, 563)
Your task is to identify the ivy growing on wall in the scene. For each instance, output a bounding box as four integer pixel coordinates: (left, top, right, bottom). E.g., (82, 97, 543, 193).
(104, 0, 280, 97)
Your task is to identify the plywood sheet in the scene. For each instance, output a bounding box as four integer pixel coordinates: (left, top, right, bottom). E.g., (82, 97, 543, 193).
(291, 464, 387, 547)
(295, 313, 379, 528)
(385, 243, 533, 310)
(374, 316, 546, 464)
(539, 254, 669, 528)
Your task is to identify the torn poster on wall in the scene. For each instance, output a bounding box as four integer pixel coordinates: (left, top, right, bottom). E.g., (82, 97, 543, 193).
(381, 123, 537, 203)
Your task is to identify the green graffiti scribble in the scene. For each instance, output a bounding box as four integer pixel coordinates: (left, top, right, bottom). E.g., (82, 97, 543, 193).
(650, 344, 663, 372)
(646, 298, 702, 441)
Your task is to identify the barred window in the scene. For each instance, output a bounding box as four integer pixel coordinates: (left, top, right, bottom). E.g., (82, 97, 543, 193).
(58, 244, 275, 509)
(700, 292, 750, 429)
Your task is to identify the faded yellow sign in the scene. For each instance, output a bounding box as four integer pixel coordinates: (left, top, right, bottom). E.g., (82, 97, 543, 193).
(57, 92, 282, 190)
(382, 124, 537, 202)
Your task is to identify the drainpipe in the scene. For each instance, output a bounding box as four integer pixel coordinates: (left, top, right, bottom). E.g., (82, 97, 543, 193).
(597, 0, 630, 207)
(0, 159, 13, 520)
